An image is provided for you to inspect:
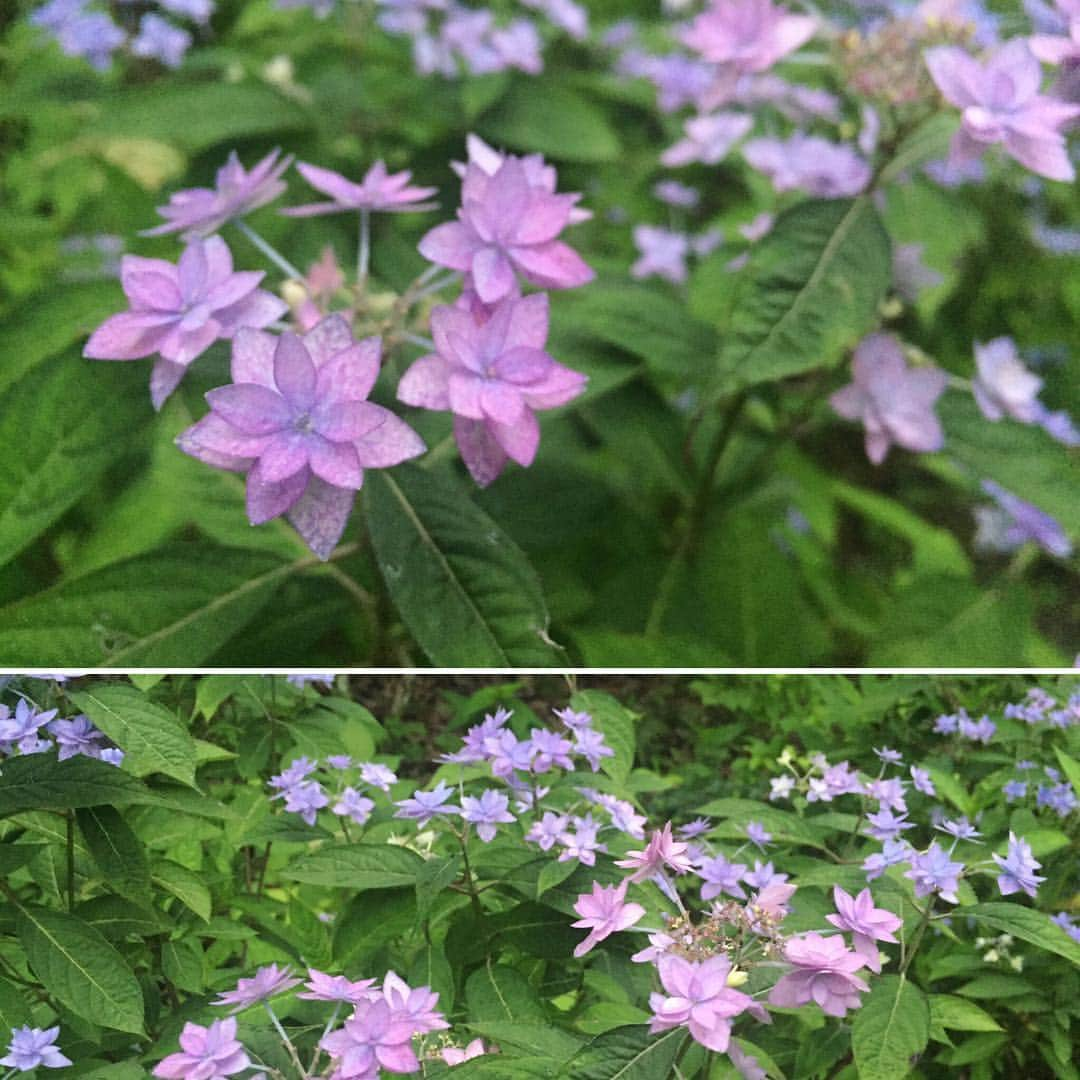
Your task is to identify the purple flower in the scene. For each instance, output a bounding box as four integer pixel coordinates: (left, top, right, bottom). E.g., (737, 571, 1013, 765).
(936, 816, 981, 841)
(529, 729, 575, 772)
(993, 832, 1045, 897)
(679, 817, 712, 839)
(769, 775, 795, 800)
(213, 964, 301, 1012)
(418, 156, 593, 303)
(744, 821, 772, 850)
(130, 13, 191, 68)
(768, 933, 869, 1017)
(100, 748, 124, 766)
(662, 111, 754, 167)
(925, 41, 1080, 181)
(744, 861, 788, 893)
(319, 997, 420, 1076)
(743, 134, 870, 197)
(178, 315, 425, 559)
(699, 854, 748, 900)
(573, 727, 614, 772)
(298, 968, 377, 1003)
(398, 292, 585, 487)
(1052, 911, 1080, 943)
(269, 756, 317, 793)
(681, 0, 816, 74)
(1, 1026, 71, 1071)
(553, 706, 593, 731)
(1003, 779, 1027, 802)
(873, 746, 903, 765)
(653, 180, 701, 208)
(976, 480, 1073, 558)
(526, 810, 569, 850)
(333, 787, 375, 826)
(1037, 781, 1078, 816)
(153, 1018, 250, 1079)
(826, 886, 902, 972)
(572, 879, 646, 957)
(282, 161, 438, 217)
(830, 333, 948, 464)
(0, 701, 58, 753)
(863, 838, 912, 881)
(144, 149, 293, 238)
(558, 816, 607, 866)
(359, 762, 397, 791)
(972, 337, 1044, 423)
(616, 822, 695, 882)
(905, 843, 964, 903)
(84, 236, 287, 409)
(32, 2, 125, 70)
(1030, 0, 1080, 64)
(865, 808, 915, 841)
(910, 767, 936, 796)
(631, 226, 690, 284)
(47, 715, 106, 760)
(381, 971, 449, 1035)
(893, 243, 944, 302)
(649, 954, 755, 1052)
(394, 780, 459, 828)
(460, 788, 515, 842)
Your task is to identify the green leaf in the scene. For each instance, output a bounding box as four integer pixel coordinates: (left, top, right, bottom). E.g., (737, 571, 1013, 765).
(152, 860, 212, 922)
(694, 798, 835, 852)
(929, 995, 1004, 1033)
(71, 685, 197, 787)
(363, 465, 560, 666)
(408, 940, 455, 1015)
(162, 936, 205, 994)
(283, 842, 425, 889)
(877, 114, 959, 186)
(0, 542, 292, 666)
(466, 961, 545, 1022)
(480, 82, 620, 163)
(0, 755, 152, 818)
(74, 895, 170, 939)
(415, 853, 463, 920)
(569, 690, 637, 788)
(0, 974, 31, 1031)
(1052, 748, 1080, 799)
(194, 675, 251, 721)
(0, 353, 150, 567)
(851, 974, 930, 1080)
(715, 197, 892, 390)
(0, 841, 45, 875)
(17, 906, 144, 1034)
(962, 903, 1080, 966)
(562, 1024, 685, 1079)
(76, 805, 152, 904)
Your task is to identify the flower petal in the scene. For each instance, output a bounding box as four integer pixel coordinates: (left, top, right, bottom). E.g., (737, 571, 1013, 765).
(286, 475, 355, 560)
(207, 383, 291, 435)
(246, 460, 309, 524)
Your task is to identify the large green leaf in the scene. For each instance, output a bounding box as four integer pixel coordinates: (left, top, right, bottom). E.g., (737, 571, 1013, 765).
(0, 755, 152, 818)
(70, 684, 197, 787)
(963, 903, 1080, 966)
(363, 465, 561, 666)
(480, 82, 620, 163)
(0, 542, 292, 666)
(17, 906, 144, 1034)
(561, 1025, 685, 1080)
(0, 353, 149, 567)
(76, 805, 152, 904)
(851, 975, 930, 1080)
(283, 842, 425, 889)
(715, 197, 892, 390)
(939, 394, 1080, 535)
(568, 690, 637, 788)
(466, 961, 545, 1022)
(0, 974, 31, 1031)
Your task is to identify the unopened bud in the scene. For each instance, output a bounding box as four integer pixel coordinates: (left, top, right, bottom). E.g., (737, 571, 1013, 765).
(726, 968, 749, 988)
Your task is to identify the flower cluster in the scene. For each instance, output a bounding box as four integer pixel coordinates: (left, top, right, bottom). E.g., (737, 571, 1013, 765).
(30, 0, 211, 70)
(0, 698, 122, 765)
(151, 965, 482, 1079)
(268, 755, 398, 828)
(85, 137, 591, 555)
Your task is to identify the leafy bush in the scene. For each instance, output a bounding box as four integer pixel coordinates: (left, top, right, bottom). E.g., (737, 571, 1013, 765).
(1, 0, 1078, 666)
(1, 674, 1077, 1078)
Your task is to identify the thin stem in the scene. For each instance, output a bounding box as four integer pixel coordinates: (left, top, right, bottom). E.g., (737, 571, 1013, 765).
(66, 811, 75, 911)
(235, 219, 304, 281)
(357, 208, 371, 285)
(900, 902, 933, 976)
(264, 1001, 306, 1077)
(308, 1000, 343, 1075)
(458, 831, 484, 919)
(409, 270, 460, 304)
(401, 332, 436, 350)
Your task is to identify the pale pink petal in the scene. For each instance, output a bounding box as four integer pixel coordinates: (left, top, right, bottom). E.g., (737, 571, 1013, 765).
(1003, 129, 1075, 181)
(479, 380, 526, 425)
(352, 408, 426, 467)
(83, 311, 175, 360)
(294, 161, 365, 205)
(471, 246, 517, 303)
(314, 339, 381, 405)
(309, 439, 364, 488)
(492, 346, 553, 385)
(175, 412, 269, 468)
(274, 333, 317, 411)
(418, 221, 482, 271)
(204, 270, 264, 313)
(521, 362, 587, 409)
(510, 192, 574, 245)
(490, 409, 540, 466)
(215, 289, 288, 337)
(201, 234, 235, 284)
(258, 430, 311, 482)
(448, 371, 486, 419)
(150, 358, 187, 410)
(510, 240, 594, 290)
(157, 318, 222, 366)
(177, 238, 209, 299)
(246, 460, 309, 524)
(397, 354, 452, 410)
(502, 291, 549, 350)
(315, 400, 387, 441)
(455, 416, 507, 487)
(231, 327, 278, 387)
(924, 46, 983, 108)
(124, 270, 182, 312)
(287, 476, 355, 560)
(302, 313, 355, 368)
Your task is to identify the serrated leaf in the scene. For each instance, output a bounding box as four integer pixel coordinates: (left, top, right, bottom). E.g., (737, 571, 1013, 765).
(152, 860, 212, 922)
(364, 465, 560, 666)
(0, 540, 296, 666)
(162, 936, 205, 994)
(963, 903, 1080, 966)
(467, 961, 545, 1023)
(561, 1024, 685, 1079)
(715, 197, 892, 391)
(928, 995, 1004, 1033)
(71, 685, 197, 787)
(408, 939, 455, 1015)
(76, 805, 152, 903)
(17, 906, 144, 1034)
(283, 842, 425, 889)
(851, 975, 930, 1080)
(0, 755, 151, 818)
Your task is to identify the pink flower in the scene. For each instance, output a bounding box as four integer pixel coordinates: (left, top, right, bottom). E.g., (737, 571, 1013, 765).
(829, 333, 948, 464)
(825, 886, 902, 973)
(143, 148, 293, 238)
(648, 954, 756, 1053)
(1029, 0, 1080, 65)
(441, 1038, 488, 1065)
(320, 998, 420, 1078)
(178, 314, 425, 558)
(615, 822, 695, 882)
(418, 155, 594, 303)
(681, 0, 816, 74)
(768, 933, 869, 1017)
(84, 235, 287, 409)
(925, 41, 1080, 182)
(153, 1017, 251, 1079)
(571, 879, 646, 957)
(298, 968, 378, 1003)
(212, 963, 301, 1012)
(282, 160, 438, 216)
(397, 292, 586, 486)
(380, 971, 449, 1035)
(971, 337, 1043, 423)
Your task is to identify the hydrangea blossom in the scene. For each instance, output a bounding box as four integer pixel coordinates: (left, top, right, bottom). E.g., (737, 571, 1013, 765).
(572, 879, 646, 957)
(649, 954, 756, 1052)
(975, 480, 1073, 558)
(992, 832, 1045, 897)
(397, 292, 586, 487)
(282, 161, 438, 216)
(213, 963, 301, 1011)
(826, 887, 902, 972)
(768, 933, 870, 1017)
(460, 788, 515, 841)
(153, 1018, 251, 1079)
(84, 236, 288, 409)
(661, 111, 755, 166)
(972, 337, 1044, 422)
(178, 316, 425, 558)
(681, 0, 816, 74)
(615, 822, 695, 881)
(742, 134, 871, 197)
(829, 333, 948, 464)
(925, 41, 1080, 182)
(1, 1027, 71, 1072)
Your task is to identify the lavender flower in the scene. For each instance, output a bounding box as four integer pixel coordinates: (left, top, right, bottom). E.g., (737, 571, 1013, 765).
(992, 832, 1045, 897)
(662, 112, 754, 167)
(631, 226, 690, 284)
(742, 134, 871, 197)
(394, 781, 460, 827)
(826, 886, 903, 973)
(699, 854, 748, 900)
(333, 787, 375, 825)
(616, 822, 695, 881)
(768, 933, 870, 1017)
(47, 715, 106, 760)
(649, 954, 755, 1052)
(972, 337, 1044, 423)
(1, 1027, 71, 1071)
(282, 161, 438, 216)
(130, 13, 191, 68)
(905, 843, 964, 903)
(571, 879, 646, 957)
(153, 1018, 250, 1078)
(460, 789, 515, 841)
(213, 964, 301, 1011)
(681, 0, 816, 74)
(976, 480, 1073, 558)
(298, 969, 377, 1003)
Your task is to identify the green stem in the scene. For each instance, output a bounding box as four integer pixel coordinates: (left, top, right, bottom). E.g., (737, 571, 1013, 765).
(357, 208, 371, 286)
(900, 903, 933, 976)
(234, 219, 304, 281)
